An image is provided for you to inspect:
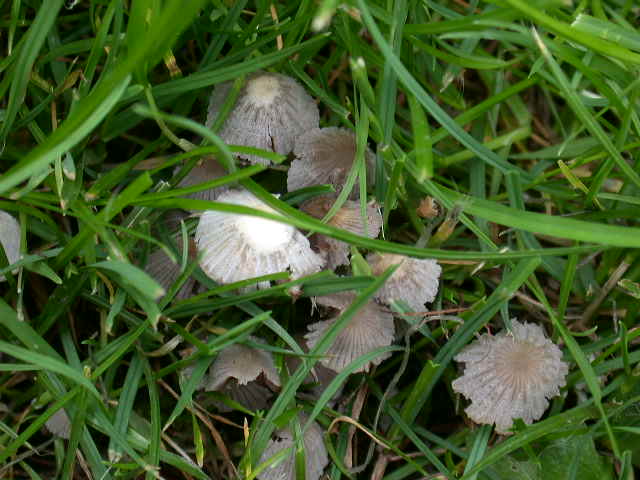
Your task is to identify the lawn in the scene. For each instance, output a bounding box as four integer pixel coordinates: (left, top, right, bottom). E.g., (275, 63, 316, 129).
(1, 0, 640, 479)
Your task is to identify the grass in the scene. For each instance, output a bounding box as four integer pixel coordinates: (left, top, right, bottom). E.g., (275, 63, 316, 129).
(1, 0, 640, 478)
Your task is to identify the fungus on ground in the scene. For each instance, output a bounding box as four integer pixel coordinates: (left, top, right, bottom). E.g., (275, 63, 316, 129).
(204, 338, 281, 411)
(301, 196, 382, 269)
(45, 408, 71, 439)
(144, 236, 199, 301)
(287, 127, 375, 199)
(0, 210, 21, 281)
(195, 189, 324, 289)
(452, 320, 568, 434)
(305, 292, 395, 373)
(206, 71, 319, 165)
(258, 415, 328, 480)
(367, 253, 441, 312)
(175, 156, 228, 203)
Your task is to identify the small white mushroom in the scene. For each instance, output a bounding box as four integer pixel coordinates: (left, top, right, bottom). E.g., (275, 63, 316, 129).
(288, 127, 375, 199)
(204, 338, 281, 411)
(301, 196, 382, 269)
(207, 72, 319, 165)
(45, 408, 71, 439)
(195, 189, 324, 289)
(258, 415, 328, 480)
(305, 292, 394, 373)
(368, 253, 441, 312)
(452, 320, 568, 434)
(0, 210, 20, 281)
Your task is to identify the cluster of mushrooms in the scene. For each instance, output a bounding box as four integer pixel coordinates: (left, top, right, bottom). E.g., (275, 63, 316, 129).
(0, 71, 570, 477)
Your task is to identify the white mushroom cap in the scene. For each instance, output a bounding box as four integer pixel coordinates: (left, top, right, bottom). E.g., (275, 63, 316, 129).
(258, 415, 328, 480)
(195, 189, 324, 289)
(368, 253, 441, 312)
(305, 292, 395, 373)
(302, 196, 382, 269)
(45, 408, 71, 439)
(0, 210, 20, 281)
(175, 156, 228, 204)
(452, 320, 568, 434)
(205, 338, 281, 411)
(206, 72, 319, 165)
(288, 127, 375, 199)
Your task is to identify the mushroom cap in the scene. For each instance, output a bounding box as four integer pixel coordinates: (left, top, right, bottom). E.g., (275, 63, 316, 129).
(368, 253, 441, 312)
(205, 339, 281, 391)
(195, 190, 324, 289)
(452, 320, 568, 434)
(302, 196, 382, 269)
(305, 293, 395, 373)
(258, 416, 328, 480)
(0, 210, 20, 281)
(45, 408, 71, 439)
(288, 127, 375, 199)
(175, 156, 228, 204)
(206, 72, 319, 165)
(144, 238, 198, 301)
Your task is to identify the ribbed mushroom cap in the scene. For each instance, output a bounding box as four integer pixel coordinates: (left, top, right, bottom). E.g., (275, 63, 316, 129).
(368, 253, 441, 312)
(196, 190, 324, 289)
(175, 156, 228, 203)
(302, 196, 382, 269)
(258, 416, 328, 480)
(144, 239, 198, 301)
(45, 408, 71, 439)
(205, 338, 281, 411)
(206, 72, 319, 165)
(0, 211, 20, 281)
(288, 127, 375, 199)
(305, 292, 394, 373)
(452, 320, 568, 434)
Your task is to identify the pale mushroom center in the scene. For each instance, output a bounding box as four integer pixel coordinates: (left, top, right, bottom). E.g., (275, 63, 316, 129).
(496, 341, 542, 379)
(236, 214, 294, 253)
(246, 75, 281, 107)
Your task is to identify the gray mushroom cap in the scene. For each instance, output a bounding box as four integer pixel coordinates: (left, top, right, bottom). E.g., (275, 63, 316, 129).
(144, 238, 198, 301)
(368, 253, 441, 312)
(206, 72, 319, 165)
(204, 338, 281, 412)
(258, 415, 328, 480)
(0, 210, 20, 281)
(452, 320, 568, 434)
(305, 292, 395, 373)
(288, 127, 375, 199)
(175, 156, 228, 204)
(195, 189, 325, 289)
(301, 196, 382, 269)
(45, 408, 71, 439)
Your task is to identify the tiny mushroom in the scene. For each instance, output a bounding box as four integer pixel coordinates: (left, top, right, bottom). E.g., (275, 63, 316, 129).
(0, 210, 21, 281)
(195, 189, 324, 289)
(144, 236, 199, 301)
(206, 71, 319, 165)
(301, 196, 382, 269)
(258, 415, 328, 480)
(305, 292, 394, 373)
(288, 127, 375, 199)
(204, 337, 281, 411)
(45, 408, 71, 439)
(367, 253, 441, 312)
(175, 156, 228, 204)
(452, 320, 568, 434)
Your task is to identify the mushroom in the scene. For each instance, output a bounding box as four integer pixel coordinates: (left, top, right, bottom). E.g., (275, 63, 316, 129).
(175, 156, 228, 204)
(0, 210, 20, 281)
(287, 127, 375, 199)
(305, 292, 394, 373)
(195, 189, 324, 289)
(144, 236, 198, 301)
(45, 408, 71, 439)
(206, 71, 319, 165)
(367, 253, 441, 312)
(301, 196, 382, 269)
(258, 415, 328, 480)
(452, 320, 568, 434)
(204, 338, 281, 412)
